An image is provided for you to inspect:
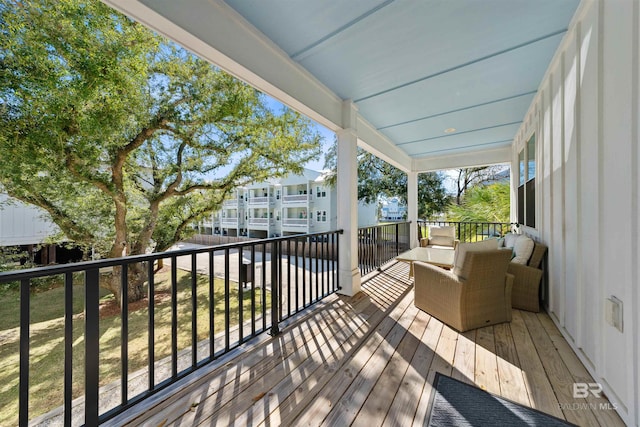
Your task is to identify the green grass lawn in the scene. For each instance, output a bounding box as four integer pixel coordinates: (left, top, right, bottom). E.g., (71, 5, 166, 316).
(0, 268, 267, 425)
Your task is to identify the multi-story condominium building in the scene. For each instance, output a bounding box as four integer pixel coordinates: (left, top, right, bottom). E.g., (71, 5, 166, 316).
(218, 188, 246, 237)
(379, 197, 407, 221)
(200, 168, 343, 239)
(245, 180, 279, 238)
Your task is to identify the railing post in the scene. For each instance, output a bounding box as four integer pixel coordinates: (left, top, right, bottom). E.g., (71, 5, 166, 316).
(269, 239, 280, 336)
(395, 223, 400, 255)
(19, 279, 30, 427)
(85, 268, 100, 427)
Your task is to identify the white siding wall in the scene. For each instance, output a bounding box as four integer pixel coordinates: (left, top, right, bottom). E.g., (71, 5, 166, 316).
(0, 194, 59, 246)
(513, 1, 639, 424)
(357, 201, 378, 227)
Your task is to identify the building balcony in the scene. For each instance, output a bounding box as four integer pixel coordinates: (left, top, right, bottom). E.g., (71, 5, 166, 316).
(247, 196, 275, 206)
(281, 218, 310, 228)
(220, 218, 239, 226)
(1, 226, 624, 426)
(281, 194, 311, 205)
(98, 2, 640, 423)
(247, 218, 275, 228)
(222, 198, 239, 208)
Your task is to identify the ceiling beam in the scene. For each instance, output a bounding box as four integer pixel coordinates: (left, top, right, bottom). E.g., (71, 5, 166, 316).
(356, 116, 413, 172)
(412, 145, 511, 173)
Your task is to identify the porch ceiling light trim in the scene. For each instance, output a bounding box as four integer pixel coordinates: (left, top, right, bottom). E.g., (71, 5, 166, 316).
(397, 121, 523, 146)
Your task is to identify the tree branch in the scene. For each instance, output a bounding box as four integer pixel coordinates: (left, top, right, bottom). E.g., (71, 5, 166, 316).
(64, 149, 114, 197)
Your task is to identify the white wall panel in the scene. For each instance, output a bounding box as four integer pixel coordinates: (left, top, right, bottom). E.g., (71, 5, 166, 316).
(601, 0, 633, 409)
(550, 67, 566, 324)
(563, 33, 579, 341)
(0, 195, 59, 246)
(513, 1, 639, 424)
(577, 2, 600, 369)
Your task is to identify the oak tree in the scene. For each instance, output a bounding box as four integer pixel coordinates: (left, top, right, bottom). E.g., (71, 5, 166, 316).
(0, 0, 321, 303)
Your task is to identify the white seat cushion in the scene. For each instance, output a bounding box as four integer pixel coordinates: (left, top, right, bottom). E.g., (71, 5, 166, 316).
(512, 235, 535, 264)
(453, 238, 499, 277)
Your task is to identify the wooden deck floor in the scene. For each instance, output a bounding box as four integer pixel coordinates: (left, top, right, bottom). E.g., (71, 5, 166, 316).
(109, 262, 625, 427)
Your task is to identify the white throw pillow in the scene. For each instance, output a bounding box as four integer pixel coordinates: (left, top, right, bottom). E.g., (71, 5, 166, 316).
(504, 233, 519, 249)
(512, 235, 535, 264)
(453, 239, 499, 276)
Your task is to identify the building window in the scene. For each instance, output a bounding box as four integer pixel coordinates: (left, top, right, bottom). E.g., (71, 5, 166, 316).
(518, 133, 536, 228)
(316, 186, 326, 198)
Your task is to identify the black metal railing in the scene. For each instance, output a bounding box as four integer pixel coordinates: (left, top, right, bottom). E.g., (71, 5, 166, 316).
(417, 220, 513, 243)
(0, 230, 341, 427)
(358, 222, 411, 276)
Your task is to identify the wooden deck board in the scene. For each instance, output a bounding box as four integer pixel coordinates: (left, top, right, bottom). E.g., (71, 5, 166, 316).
(315, 296, 417, 426)
(412, 322, 458, 426)
(382, 311, 441, 427)
(474, 326, 501, 395)
(451, 329, 476, 385)
(535, 312, 626, 427)
(520, 310, 599, 427)
(351, 306, 428, 427)
(493, 322, 530, 406)
(111, 262, 623, 427)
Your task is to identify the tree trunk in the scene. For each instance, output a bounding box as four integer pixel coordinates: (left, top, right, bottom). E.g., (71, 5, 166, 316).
(102, 263, 148, 306)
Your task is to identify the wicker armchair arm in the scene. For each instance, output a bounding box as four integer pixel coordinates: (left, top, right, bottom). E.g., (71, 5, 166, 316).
(414, 261, 461, 287)
(505, 273, 514, 321)
(413, 261, 464, 329)
(508, 262, 543, 312)
(421, 238, 459, 249)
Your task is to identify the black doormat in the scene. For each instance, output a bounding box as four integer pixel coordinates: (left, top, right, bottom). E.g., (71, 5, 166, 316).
(427, 373, 576, 426)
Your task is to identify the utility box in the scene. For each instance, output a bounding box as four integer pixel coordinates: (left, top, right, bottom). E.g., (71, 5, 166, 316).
(605, 296, 623, 332)
(240, 258, 253, 288)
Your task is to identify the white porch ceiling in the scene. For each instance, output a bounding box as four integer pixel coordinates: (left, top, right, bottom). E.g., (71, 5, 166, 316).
(104, 0, 580, 172)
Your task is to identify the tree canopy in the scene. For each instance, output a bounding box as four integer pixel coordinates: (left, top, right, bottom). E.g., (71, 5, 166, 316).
(324, 144, 449, 219)
(447, 182, 510, 224)
(0, 0, 321, 301)
(450, 166, 506, 205)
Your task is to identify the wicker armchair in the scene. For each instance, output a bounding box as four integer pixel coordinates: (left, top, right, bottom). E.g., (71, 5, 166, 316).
(413, 249, 514, 332)
(508, 242, 547, 312)
(419, 225, 459, 249)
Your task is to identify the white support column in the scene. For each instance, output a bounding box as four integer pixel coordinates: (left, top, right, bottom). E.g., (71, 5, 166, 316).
(336, 100, 361, 296)
(407, 171, 419, 248)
